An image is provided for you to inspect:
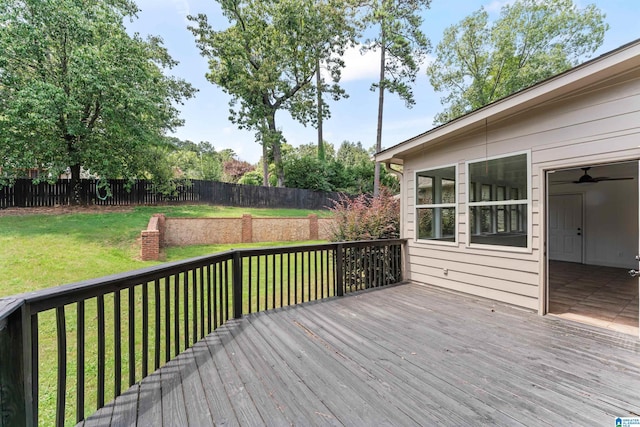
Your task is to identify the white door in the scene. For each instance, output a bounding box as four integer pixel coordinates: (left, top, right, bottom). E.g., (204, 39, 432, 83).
(549, 194, 583, 263)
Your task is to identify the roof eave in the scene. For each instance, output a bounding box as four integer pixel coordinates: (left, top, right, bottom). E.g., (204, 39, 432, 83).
(375, 38, 640, 164)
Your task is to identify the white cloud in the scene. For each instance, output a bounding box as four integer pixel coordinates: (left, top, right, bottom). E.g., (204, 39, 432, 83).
(484, 0, 514, 13)
(325, 45, 435, 83)
(172, 0, 190, 17)
(136, 0, 190, 20)
(336, 45, 380, 82)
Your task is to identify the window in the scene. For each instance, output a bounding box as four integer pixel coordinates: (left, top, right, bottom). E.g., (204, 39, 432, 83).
(467, 152, 529, 248)
(416, 165, 457, 242)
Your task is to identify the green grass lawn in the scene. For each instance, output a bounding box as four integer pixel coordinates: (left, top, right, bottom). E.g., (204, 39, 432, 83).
(0, 204, 331, 426)
(0, 204, 330, 297)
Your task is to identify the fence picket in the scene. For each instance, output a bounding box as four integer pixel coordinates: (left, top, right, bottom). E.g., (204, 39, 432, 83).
(0, 179, 341, 209)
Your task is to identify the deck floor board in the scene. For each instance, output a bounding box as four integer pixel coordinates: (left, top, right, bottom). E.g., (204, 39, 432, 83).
(248, 309, 407, 425)
(319, 290, 609, 424)
(159, 352, 189, 426)
(202, 324, 264, 426)
(279, 300, 512, 425)
(192, 333, 238, 426)
(135, 369, 163, 426)
(179, 344, 215, 426)
(81, 283, 640, 426)
(226, 313, 340, 426)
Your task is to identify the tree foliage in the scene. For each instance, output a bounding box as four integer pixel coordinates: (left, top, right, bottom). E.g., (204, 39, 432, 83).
(279, 140, 398, 194)
(164, 137, 226, 181)
(0, 0, 196, 201)
(188, 0, 356, 187)
(427, 0, 608, 124)
(223, 158, 255, 183)
(358, 0, 431, 195)
(237, 169, 264, 186)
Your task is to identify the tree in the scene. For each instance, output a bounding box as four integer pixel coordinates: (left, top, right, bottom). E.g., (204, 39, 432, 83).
(280, 140, 399, 194)
(291, 142, 336, 161)
(284, 156, 334, 192)
(359, 0, 431, 196)
(189, 0, 354, 187)
(0, 0, 196, 203)
(237, 169, 263, 186)
(336, 140, 370, 167)
(223, 158, 255, 183)
(427, 0, 608, 124)
(164, 137, 224, 181)
(313, 0, 359, 162)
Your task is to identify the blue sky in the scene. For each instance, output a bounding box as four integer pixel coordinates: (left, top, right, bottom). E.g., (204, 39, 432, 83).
(128, 0, 640, 164)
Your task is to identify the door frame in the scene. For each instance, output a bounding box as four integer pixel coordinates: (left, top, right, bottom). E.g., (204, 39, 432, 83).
(542, 159, 640, 339)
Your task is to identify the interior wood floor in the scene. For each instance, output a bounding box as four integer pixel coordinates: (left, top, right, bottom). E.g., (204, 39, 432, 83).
(549, 260, 639, 336)
(81, 283, 640, 426)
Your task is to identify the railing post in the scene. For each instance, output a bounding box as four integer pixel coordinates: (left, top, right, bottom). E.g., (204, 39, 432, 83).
(336, 244, 344, 297)
(400, 240, 407, 283)
(0, 301, 28, 427)
(232, 252, 243, 319)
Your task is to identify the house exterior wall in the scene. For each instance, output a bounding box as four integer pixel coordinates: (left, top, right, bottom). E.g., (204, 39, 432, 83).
(401, 69, 640, 311)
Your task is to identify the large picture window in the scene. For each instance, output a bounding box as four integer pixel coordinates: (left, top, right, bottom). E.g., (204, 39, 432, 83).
(416, 165, 457, 243)
(467, 152, 529, 248)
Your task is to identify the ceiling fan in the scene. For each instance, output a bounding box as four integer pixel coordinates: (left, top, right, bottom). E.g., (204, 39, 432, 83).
(554, 167, 634, 184)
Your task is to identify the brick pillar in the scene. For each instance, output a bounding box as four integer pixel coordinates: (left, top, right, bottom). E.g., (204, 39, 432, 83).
(242, 214, 252, 243)
(153, 213, 166, 247)
(141, 230, 160, 261)
(308, 214, 319, 240)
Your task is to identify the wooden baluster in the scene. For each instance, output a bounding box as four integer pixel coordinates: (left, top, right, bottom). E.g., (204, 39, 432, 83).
(97, 295, 105, 409)
(77, 301, 85, 423)
(129, 286, 135, 387)
(55, 306, 66, 427)
(114, 291, 121, 397)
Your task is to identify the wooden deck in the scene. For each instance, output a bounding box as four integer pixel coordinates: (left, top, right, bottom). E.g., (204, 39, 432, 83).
(81, 283, 640, 426)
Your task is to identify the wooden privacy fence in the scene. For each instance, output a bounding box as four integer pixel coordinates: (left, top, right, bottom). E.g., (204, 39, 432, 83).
(0, 179, 343, 210)
(0, 239, 406, 427)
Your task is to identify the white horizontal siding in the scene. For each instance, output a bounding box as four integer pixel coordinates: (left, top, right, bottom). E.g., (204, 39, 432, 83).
(408, 244, 539, 272)
(411, 262, 537, 297)
(410, 274, 538, 310)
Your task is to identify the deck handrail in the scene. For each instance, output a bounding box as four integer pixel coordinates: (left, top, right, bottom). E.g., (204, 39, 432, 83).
(0, 239, 406, 426)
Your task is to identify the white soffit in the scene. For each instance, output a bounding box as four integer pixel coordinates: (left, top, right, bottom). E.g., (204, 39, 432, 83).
(376, 39, 640, 164)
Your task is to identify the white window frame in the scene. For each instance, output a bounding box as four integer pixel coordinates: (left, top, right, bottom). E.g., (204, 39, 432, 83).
(415, 163, 458, 246)
(465, 150, 532, 252)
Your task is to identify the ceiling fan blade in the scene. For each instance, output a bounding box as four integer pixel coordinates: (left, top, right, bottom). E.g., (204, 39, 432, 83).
(592, 176, 634, 182)
(552, 166, 634, 184)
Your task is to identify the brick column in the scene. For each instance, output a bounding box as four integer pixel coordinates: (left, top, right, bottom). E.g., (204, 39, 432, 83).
(141, 230, 160, 261)
(242, 214, 252, 243)
(308, 214, 319, 240)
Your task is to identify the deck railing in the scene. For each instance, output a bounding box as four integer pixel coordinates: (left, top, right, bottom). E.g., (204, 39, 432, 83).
(0, 239, 405, 426)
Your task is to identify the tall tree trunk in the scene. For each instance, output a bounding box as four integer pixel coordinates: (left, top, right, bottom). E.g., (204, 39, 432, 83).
(374, 28, 386, 197)
(70, 163, 83, 205)
(267, 113, 285, 187)
(316, 59, 325, 162)
(66, 134, 84, 205)
(262, 140, 269, 187)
